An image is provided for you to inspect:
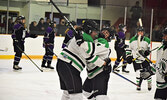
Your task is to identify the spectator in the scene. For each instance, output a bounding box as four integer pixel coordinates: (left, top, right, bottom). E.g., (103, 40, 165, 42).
(29, 21, 38, 34)
(8, 18, 14, 34)
(56, 19, 67, 36)
(130, 1, 142, 38)
(44, 18, 51, 29)
(37, 18, 45, 34)
(152, 25, 163, 42)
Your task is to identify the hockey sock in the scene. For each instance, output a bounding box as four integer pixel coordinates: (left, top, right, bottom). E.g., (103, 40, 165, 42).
(47, 55, 53, 65)
(14, 56, 21, 65)
(14, 52, 22, 65)
(114, 60, 120, 67)
(42, 55, 47, 66)
(147, 77, 152, 90)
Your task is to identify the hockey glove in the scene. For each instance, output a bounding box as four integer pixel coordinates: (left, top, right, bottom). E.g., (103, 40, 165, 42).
(138, 49, 145, 56)
(144, 50, 151, 56)
(126, 56, 133, 64)
(29, 34, 38, 38)
(140, 66, 154, 80)
(74, 33, 84, 46)
(103, 58, 112, 73)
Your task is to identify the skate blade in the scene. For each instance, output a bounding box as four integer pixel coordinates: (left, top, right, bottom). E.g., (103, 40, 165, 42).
(41, 68, 55, 72)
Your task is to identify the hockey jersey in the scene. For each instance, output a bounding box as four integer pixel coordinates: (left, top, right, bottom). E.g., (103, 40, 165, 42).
(58, 33, 105, 72)
(126, 35, 150, 63)
(152, 45, 167, 89)
(43, 27, 55, 46)
(84, 38, 110, 79)
(115, 31, 126, 48)
(12, 23, 29, 41)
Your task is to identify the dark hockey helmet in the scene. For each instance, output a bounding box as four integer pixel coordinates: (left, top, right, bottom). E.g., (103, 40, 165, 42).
(137, 26, 144, 32)
(67, 21, 77, 29)
(99, 27, 115, 42)
(83, 19, 99, 34)
(16, 15, 25, 24)
(118, 24, 126, 31)
(71, 21, 76, 26)
(49, 21, 56, 28)
(17, 15, 25, 20)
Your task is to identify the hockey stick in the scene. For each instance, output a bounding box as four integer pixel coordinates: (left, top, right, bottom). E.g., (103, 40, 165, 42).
(112, 71, 140, 87)
(47, 47, 58, 57)
(0, 48, 8, 52)
(16, 45, 43, 72)
(150, 47, 159, 52)
(115, 46, 159, 71)
(114, 56, 140, 71)
(50, 0, 78, 35)
(139, 18, 143, 27)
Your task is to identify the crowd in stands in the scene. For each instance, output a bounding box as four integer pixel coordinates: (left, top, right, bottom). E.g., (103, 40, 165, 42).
(0, 15, 166, 42)
(0, 17, 68, 36)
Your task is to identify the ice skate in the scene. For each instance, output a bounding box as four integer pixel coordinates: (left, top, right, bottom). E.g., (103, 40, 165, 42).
(46, 64, 54, 69)
(13, 65, 22, 70)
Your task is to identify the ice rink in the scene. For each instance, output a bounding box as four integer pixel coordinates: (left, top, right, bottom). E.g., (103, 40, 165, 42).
(0, 59, 156, 100)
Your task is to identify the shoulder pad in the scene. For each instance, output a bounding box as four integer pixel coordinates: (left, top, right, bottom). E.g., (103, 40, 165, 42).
(13, 24, 23, 30)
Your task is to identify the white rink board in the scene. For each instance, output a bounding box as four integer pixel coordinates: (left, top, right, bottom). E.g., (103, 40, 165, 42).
(0, 34, 161, 61)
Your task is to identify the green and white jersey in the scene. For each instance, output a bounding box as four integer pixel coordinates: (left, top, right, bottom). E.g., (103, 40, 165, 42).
(82, 38, 110, 79)
(58, 33, 105, 72)
(127, 35, 150, 63)
(153, 45, 167, 89)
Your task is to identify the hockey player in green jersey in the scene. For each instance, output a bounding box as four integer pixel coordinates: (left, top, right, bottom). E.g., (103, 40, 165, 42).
(126, 26, 152, 91)
(140, 27, 167, 100)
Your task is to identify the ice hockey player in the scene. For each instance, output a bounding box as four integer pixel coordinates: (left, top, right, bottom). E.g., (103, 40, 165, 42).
(41, 21, 56, 69)
(62, 21, 78, 48)
(11, 15, 38, 70)
(126, 26, 152, 91)
(56, 19, 110, 100)
(113, 24, 129, 73)
(140, 27, 167, 100)
(82, 27, 114, 100)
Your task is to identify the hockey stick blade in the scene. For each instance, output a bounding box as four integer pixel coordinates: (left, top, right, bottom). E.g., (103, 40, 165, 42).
(0, 48, 8, 52)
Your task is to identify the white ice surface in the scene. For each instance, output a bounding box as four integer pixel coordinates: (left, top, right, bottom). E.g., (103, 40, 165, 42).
(0, 59, 156, 100)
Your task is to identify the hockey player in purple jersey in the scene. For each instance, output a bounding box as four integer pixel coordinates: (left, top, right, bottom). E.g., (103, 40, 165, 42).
(41, 22, 56, 69)
(113, 24, 129, 73)
(62, 21, 78, 48)
(12, 16, 38, 70)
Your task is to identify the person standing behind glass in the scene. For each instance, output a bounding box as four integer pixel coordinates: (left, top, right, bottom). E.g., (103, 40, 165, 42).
(130, 1, 142, 38)
(37, 18, 45, 35)
(56, 19, 67, 36)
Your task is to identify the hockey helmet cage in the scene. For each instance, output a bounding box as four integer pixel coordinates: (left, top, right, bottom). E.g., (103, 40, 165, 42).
(137, 26, 144, 32)
(99, 27, 115, 42)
